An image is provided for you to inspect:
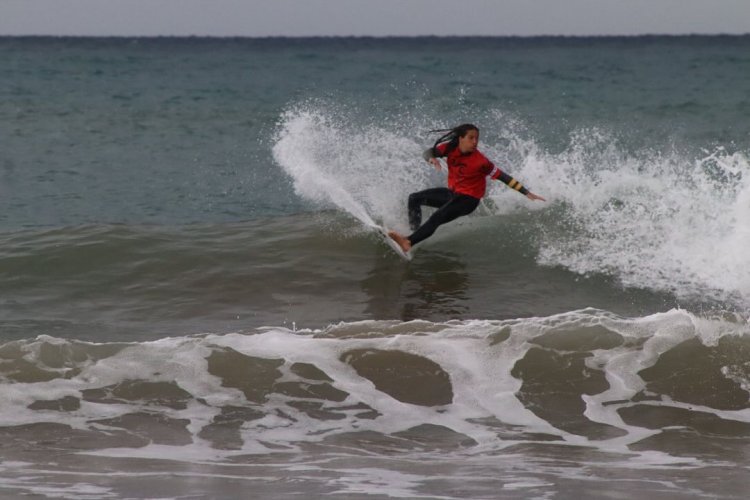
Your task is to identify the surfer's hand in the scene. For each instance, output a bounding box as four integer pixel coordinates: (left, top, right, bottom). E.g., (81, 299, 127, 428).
(526, 192, 546, 202)
(428, 158, 442, 171)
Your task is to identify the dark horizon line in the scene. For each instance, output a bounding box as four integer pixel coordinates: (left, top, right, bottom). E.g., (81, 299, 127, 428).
(1, 32, 749, 40)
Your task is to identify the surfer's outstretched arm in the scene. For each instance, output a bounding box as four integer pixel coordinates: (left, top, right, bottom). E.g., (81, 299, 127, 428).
(492, 170, 546, 202)
(525, 191, 546, 202)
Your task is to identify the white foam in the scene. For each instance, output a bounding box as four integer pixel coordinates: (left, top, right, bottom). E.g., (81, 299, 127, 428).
(328, 467, 454, 499)
(519, 131, 750, 304)
(272, 105, 431, 233)
(0, 477, 117, 500)
(3, 309, 748, 473)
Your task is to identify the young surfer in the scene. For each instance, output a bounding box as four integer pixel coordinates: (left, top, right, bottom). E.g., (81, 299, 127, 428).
(388, 124, 546, 253)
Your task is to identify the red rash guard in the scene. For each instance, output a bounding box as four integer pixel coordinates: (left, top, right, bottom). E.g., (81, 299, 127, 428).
(434, 142, 528, 199)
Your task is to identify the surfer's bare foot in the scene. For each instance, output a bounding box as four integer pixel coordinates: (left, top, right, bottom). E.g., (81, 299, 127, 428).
(388, 231, 412, 253)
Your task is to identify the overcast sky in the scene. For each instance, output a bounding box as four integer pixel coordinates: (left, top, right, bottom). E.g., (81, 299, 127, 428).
(2, 0, 749, 37)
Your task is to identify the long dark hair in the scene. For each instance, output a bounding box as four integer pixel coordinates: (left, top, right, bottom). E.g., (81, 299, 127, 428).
(430, 123, 479, 155)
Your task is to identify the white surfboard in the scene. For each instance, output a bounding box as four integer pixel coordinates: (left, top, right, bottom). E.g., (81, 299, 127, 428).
(371, 224, 412, 261)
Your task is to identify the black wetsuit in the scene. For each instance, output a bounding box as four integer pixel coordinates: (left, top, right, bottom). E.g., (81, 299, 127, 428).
(407, 188, 480, 246)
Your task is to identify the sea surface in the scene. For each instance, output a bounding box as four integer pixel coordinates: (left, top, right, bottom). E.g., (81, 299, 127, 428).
(1, 36, 750, 499)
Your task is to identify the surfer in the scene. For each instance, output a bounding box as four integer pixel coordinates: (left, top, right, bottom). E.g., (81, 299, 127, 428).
(388, 124, 545, 253)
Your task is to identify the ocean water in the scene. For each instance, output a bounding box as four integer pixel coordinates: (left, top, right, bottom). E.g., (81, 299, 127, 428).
(1, 36, 749, 498)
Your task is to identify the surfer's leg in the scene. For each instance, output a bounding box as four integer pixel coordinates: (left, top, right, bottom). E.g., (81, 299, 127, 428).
(408, 194, 480, 246)
(408, 188, 452, 231)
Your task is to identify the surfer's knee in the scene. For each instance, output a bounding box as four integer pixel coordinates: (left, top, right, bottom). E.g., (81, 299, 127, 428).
(408, 192, 421, 207)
